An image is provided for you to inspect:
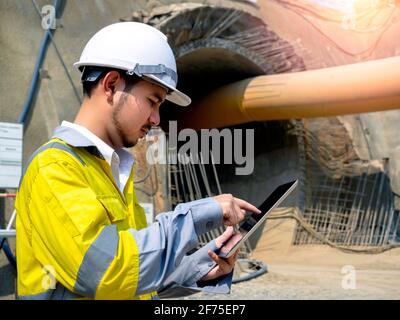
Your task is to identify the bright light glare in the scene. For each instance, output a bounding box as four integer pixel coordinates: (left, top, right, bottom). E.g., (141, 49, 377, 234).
(312, 0, 397, 14)
(311, 0, 357, 13)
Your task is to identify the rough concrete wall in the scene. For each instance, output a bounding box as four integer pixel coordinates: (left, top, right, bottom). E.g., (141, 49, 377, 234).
(358, 112, 400, 160)
(339, 111, 400, 201)
(0, 0, 153, 163)
(259, 0, 400, 70)
(340, 112, 400, 161)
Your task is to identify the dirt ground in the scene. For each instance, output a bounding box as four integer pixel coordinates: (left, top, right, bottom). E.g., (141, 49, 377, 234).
(186, 245, 400, 300)
(232, 247, 400, 300)
(188, 218, 400, 300)
(254, 219, 400, 300)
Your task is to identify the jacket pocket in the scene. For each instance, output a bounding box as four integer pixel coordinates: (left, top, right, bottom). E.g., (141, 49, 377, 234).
(97, 195, 127, 223)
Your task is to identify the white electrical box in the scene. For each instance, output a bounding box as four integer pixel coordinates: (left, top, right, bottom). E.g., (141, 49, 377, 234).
(0, 122, 23, 189)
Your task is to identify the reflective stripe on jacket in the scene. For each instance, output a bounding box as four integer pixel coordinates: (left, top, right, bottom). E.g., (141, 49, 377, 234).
(16, 126, 225, 300)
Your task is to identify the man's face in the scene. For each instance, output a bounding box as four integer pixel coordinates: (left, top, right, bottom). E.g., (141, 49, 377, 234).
(112, 79, 167, 148)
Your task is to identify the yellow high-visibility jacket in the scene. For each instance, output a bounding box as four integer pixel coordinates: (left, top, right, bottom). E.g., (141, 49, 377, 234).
(15, 126, 226, 300)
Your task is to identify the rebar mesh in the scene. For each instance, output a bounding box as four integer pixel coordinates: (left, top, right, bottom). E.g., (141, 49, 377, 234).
(168, 151, 252, 259)
(291, 118, 400, 247)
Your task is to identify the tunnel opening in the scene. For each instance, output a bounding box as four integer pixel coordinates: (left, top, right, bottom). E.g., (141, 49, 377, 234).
(136, 2, 307, 129)
(175, 38, 266, 100)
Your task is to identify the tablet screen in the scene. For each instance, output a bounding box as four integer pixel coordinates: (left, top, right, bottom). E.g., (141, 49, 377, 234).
(217, 179, 298, 258)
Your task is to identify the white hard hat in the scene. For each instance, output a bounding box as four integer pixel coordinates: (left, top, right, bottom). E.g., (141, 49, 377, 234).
(74, 22, 191, 106)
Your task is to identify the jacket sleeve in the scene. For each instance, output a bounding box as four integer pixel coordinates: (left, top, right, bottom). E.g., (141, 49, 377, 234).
(28, 160, 224, 299)
(130, 198, 229, 297)
(157, 240, 234, 299)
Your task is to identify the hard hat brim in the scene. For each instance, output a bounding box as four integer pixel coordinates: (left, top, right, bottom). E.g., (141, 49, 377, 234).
(74, 62, 191, 107)
(144, 74, 191, 107)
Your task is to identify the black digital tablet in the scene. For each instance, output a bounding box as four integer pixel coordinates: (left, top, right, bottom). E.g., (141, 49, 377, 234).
(217, 179, 298, 258)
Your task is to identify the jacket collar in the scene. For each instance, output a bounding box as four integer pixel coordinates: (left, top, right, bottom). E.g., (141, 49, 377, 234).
(51, 125, 135, 165)
(52, 125, 95, 148)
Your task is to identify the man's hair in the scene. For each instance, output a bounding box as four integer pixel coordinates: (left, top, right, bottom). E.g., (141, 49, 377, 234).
(81, 67, 141, 98)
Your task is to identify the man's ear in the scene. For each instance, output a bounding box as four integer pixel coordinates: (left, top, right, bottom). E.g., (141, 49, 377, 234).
(102, 71, 123, 103)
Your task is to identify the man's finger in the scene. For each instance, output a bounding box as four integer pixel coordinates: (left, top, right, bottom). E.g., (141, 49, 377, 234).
(209, 250, 230, 268)
(222, 226, 235, 239)
(215, 227, 235, 248)
(234, 197, 261, 214)
(208, 250, 220, 264)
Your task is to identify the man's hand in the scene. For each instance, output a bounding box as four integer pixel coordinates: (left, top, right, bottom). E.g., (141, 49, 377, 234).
(214, 194, 260, 226)
(200, 227, 239, 282)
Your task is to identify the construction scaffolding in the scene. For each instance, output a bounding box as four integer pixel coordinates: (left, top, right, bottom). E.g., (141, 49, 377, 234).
(290, 118, 400, 247)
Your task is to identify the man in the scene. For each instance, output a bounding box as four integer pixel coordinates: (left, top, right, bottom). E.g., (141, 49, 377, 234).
(15, 22, 260, 300)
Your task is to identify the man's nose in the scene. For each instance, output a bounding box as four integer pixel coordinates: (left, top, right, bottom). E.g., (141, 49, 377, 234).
(149, 108, 160, 126)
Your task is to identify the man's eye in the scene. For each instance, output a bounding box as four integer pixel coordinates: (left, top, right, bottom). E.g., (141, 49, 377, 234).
(148, 99, 156, 106)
